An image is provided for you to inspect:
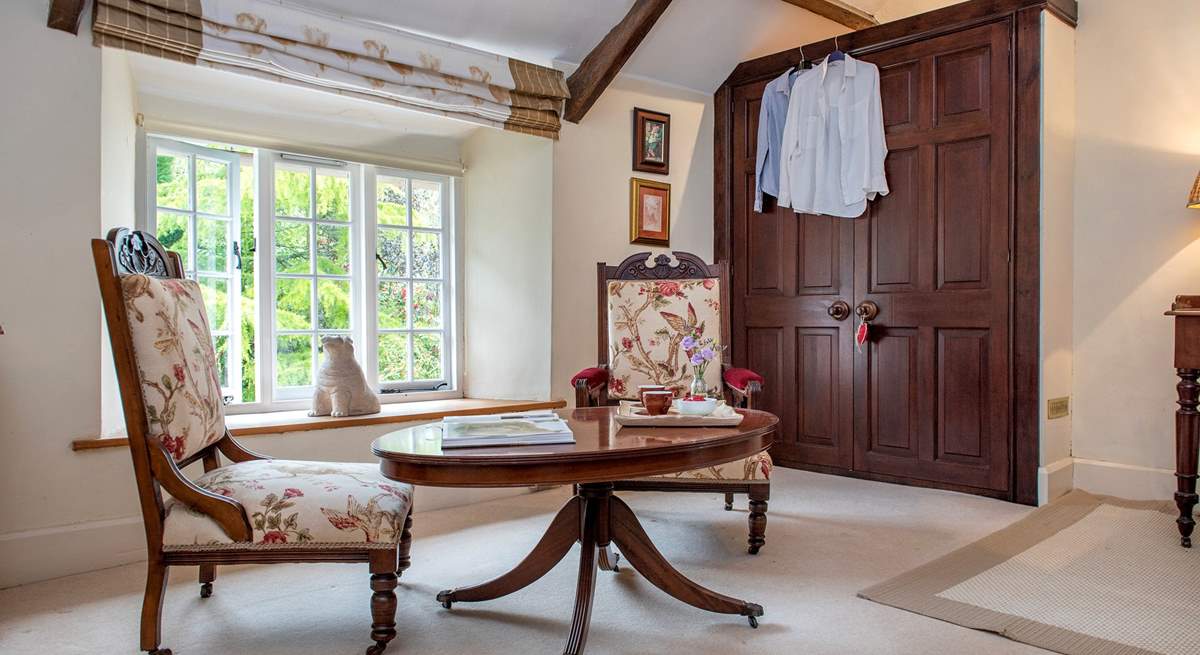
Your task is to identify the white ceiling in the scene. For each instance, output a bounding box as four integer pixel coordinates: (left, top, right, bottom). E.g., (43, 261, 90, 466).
(287, 0, 852, 93)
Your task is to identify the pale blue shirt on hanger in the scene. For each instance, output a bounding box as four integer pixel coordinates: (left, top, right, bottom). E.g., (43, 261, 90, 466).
(754, 67, 805, 213)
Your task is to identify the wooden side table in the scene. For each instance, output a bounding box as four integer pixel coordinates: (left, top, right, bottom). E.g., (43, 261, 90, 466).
(1167, 295, 1200, 547)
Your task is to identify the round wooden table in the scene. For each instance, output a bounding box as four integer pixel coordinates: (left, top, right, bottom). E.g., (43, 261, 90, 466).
(372, 406, 778, 655)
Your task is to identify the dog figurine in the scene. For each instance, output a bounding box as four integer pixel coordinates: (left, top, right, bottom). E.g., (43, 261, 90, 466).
(309, 336, 381, 417)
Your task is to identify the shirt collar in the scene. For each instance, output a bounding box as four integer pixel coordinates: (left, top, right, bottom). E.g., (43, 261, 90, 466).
(769, 67, 796, 95)
(818, 52, 857, 84)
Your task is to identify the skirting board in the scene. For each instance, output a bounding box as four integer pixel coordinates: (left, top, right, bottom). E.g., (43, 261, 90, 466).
(1037, 456, 1074, 505)
(1072, 457, 1177, 501)
(0, 486, 533, 589)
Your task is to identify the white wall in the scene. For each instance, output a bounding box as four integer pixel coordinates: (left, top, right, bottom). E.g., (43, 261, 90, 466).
(1037, 12, 1076, 503)
(1070, 0, 1200, 499)
(550, 76, 715, 403)
(462, 128, 555, 400)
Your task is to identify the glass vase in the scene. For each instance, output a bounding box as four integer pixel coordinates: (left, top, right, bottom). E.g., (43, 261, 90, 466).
(689, 371, 708, 398)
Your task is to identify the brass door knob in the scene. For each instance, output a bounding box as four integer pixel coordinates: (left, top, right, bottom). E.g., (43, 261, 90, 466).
(828, 300, 851, 321)
(855, 301, 879, 322)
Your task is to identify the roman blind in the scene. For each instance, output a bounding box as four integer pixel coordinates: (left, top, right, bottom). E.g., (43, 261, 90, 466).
(93, 0, 570, 139)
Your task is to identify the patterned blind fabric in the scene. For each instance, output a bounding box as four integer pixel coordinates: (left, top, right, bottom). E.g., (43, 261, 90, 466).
(93, 0, 569, 139)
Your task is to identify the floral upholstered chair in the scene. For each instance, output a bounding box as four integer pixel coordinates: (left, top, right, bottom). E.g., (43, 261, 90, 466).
(571, 252, 772, 554)
(93, 229, 413, 655)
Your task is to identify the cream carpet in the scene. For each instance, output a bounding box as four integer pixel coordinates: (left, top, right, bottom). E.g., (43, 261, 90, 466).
(0, 469, 1049, 655)
(861, 491, 1200, 655)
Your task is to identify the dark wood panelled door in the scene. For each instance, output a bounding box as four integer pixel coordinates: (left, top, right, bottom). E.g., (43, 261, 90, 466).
(727, 20, 1013, 494)
(853, 22, 1012, 492)
(730, 83, 855, 470)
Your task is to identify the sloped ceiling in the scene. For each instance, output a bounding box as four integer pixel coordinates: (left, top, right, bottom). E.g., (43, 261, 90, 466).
(287, 0, 855, 93)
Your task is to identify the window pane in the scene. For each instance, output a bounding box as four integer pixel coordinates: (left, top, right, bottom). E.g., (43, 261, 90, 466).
(317, 279, 351, 330)
(214, 334, 230, 388)
(378, 281, 408, 329)
(196, 158, 229, 215)
(411, 179, 442, 228)
(275, 220, 311, 274)
(413, 282, 442, 328)
(156, 211, 190, 271)
(316, 170, 350, 221)
(413, 333, 443, 380)
(199, 276, 229, 331)
(275, 165, 311, 217)
(239, 161, 257, 403)
(316, 223, 350, 275)
(377, 176, 408, 226)
(275, 278, 312, 330)
(377, 227, 408, 277)
(412, 231, 442, 278)
(196, 217, 228, 273)
(156, 152, 190, 210)
(378, 333, 410, 383)
(276, 335, 313, 387)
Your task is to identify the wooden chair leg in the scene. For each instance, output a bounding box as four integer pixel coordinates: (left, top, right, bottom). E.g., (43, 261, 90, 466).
(199, 563, 215, 598)
(397, 511, 414, 576)
(724, 492, 735, 511)
(141, 559, 171, 655)
(367, 550, 399, 655)
(747, 489, 769, 555)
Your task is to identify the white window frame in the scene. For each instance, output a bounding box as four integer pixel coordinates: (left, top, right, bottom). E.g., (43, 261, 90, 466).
(142, 136, 244, 403)
(140, 137, 463, 414)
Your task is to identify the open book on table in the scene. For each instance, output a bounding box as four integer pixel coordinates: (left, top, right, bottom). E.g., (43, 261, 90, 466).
(440, 411, 575, 448)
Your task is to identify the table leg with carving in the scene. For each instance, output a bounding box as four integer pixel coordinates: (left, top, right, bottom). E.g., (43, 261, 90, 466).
(1176, 368, 1199, 548)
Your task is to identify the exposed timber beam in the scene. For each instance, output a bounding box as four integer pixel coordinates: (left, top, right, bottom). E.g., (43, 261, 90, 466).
(781, 0, 879, 30)
(47, 0, 89, 34)
(564, 0, 673, 124)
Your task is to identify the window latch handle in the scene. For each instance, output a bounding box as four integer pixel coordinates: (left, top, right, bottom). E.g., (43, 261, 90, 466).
(375, 253, 387, 272)
(233, 241, 243, 270)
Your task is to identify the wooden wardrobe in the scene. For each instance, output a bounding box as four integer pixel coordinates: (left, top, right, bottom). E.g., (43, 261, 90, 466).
(714, 0, 1077, 504)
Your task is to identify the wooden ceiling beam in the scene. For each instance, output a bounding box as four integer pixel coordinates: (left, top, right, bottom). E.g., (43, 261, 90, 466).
(781, 0, 879, 30)
(564, 0, 673, 124)
(47, 0, 89, 34)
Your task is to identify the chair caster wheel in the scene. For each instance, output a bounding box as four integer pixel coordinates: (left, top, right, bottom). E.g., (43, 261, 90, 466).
(748, 615, 758, 628)
(366, 643, 387, 655)
(149, 649, 173, 655)
(437, 590, 454, 609)
(442, 600, 453, 609)
(200, 582, 213, 598)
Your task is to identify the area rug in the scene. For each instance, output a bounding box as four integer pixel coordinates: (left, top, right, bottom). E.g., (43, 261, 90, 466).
(859, 490, 1200, 655)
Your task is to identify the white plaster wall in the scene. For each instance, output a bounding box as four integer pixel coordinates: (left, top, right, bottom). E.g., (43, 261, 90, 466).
(1070, 0, 1200, 499)
(1037, 12, 1076, 504)
(550, 76, 715, 403)
(461, 128, 555, 400)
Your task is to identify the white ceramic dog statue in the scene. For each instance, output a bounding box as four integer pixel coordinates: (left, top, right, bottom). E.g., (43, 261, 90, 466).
(309, 336, 381, 417)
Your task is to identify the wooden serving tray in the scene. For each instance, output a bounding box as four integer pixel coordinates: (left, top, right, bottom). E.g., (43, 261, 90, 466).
(613, 401, 744, 427)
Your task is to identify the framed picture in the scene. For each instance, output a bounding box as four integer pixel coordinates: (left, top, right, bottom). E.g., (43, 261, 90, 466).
(632, 108, 670, 175)
(630, 178, 671, 247)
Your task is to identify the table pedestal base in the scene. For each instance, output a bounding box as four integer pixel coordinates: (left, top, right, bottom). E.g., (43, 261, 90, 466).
(436, 483, 763, 655)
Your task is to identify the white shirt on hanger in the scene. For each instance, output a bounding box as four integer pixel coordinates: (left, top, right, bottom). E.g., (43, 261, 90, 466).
(777, 53, 889, 218)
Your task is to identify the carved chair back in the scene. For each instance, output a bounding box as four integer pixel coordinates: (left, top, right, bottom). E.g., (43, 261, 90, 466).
(596, 252, 731, 402)
(93, 228, 251, 551)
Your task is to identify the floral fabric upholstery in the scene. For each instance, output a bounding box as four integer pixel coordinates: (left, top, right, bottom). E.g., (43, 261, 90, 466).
(122, 275, 226, 462)
(607, 278, 723, 399)
(647, 451, 773, 482)
(162, 459, 414, 549)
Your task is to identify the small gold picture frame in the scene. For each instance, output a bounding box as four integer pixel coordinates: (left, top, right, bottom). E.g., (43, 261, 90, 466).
(630, 177, 670, 247)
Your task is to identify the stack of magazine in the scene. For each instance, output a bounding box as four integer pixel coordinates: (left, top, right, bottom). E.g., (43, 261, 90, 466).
(440, 411, 575, 449)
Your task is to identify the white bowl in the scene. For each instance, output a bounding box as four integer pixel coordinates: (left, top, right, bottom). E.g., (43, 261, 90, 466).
(675, 397, 718, 416)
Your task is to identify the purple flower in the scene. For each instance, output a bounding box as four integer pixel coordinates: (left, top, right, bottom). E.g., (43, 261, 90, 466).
(681, 335, 696, 349)
(700, 347, 715, 360)
(690, 354, 705, 366)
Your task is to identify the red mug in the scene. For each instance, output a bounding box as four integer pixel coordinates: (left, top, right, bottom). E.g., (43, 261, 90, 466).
(638, 384, 667, 406)
(643, 390, 673, 416)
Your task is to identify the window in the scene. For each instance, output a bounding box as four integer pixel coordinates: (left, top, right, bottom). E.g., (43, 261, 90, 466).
(144, 137, 459, 412)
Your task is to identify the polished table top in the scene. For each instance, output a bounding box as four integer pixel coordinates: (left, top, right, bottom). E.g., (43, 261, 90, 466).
(372, 407, 778, 487)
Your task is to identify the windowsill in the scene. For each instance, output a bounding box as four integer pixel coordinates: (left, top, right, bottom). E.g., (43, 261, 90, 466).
(72, 397, 567, 452)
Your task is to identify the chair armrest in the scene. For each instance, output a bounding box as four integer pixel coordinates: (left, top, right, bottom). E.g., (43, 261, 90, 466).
(217, 432, 270, 463)
(149, 444, 252, 542)
(571, 366, 609, 407)
(723, 367, 764, 410)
